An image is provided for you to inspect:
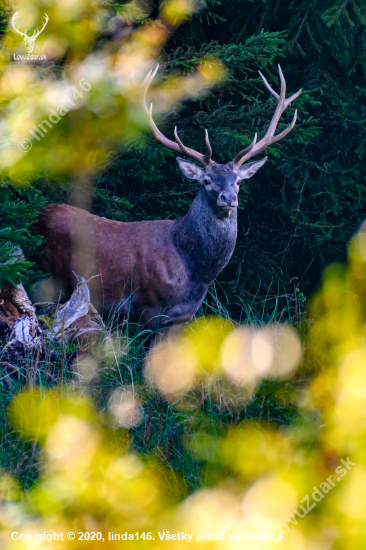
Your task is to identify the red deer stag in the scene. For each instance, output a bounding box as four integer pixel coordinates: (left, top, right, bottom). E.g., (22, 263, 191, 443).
(34, 65, 301, 330)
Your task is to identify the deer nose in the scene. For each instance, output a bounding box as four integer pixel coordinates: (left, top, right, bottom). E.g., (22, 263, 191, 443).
(218, 192, 237, 207)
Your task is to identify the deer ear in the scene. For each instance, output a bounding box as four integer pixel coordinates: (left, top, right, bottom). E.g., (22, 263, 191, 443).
(237, 157, 268, 180)
(176, 157, 205, 180)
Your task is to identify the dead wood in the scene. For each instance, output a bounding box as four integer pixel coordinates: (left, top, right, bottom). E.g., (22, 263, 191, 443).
(0, 273, 105, 367)
(0, 282, 43, 350)
(52, 273, 105, 346)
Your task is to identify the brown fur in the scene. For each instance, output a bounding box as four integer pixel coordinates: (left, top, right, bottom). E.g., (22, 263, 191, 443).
(33, 156, 269, 330)
(34, 204, 189, 328)
(34, 193, 237, 329)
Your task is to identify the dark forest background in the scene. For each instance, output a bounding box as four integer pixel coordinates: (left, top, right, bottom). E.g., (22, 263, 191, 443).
(1, 0, 366, 314)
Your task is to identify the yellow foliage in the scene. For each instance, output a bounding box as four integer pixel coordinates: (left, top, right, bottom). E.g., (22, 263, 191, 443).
(3, 228, 366, 548)
(0, 0, 224, 182)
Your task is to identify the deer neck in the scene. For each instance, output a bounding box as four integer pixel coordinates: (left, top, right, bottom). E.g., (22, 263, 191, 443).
(172, 187, 238, 284)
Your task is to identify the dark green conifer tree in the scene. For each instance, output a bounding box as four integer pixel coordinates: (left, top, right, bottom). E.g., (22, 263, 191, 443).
(93, 0, 366, 312)
(0, 186, 46, 287)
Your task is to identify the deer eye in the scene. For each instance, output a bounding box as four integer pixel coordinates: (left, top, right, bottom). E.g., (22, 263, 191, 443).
(204, 177, 211, 186)
(236, 178, 241, 186)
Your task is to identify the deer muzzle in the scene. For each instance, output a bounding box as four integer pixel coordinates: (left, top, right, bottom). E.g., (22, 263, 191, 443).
(218, 191, 238, 209)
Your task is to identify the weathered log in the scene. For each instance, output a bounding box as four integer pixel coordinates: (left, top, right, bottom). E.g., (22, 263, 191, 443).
(0, 272, 104, 363)
(0, 282, 43, 350)
(52, 273, 105, 345)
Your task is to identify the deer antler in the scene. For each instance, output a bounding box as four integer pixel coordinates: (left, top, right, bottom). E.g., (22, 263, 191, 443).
(12, 11, 28, 39)
(31, 13, 49, 40)
(233, 65, 301, 167)
(143, 65, 213, 167)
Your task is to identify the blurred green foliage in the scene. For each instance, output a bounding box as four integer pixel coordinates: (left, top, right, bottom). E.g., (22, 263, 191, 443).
(2, 225, 366, 547)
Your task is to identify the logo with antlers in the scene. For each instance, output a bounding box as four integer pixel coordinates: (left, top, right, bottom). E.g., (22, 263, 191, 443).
(12, 11, 48, 54)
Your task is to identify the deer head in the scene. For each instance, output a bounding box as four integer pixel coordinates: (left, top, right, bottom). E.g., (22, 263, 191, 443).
(12, 11, 49, 54)
(143, 65, 301, 215)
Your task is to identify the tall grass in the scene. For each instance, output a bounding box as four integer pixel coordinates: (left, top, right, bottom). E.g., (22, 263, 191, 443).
(0, 285, 304, 494)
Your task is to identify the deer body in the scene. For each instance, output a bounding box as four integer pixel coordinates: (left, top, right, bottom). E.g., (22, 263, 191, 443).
(34, 65, 301, 330)
(35, 187, 237, 329)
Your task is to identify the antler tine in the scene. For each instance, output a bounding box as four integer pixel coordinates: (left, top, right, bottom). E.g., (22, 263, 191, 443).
(232, 132, 257, 166)
(258, 71, 279, 101)
(148, 105, 183, 156)
(174, 126, 191, 157)
(204, 129, 212, 165)
(285, 88, 302, 108)
(142, 65, 158, 115)
(142, 69, 152, 87)
(142, 64, 181, 154)
(259, 67, 301, 111)
(174, 127, 213, 166)
(174, 127, 211, 166)
(268, 109, 298, 144)
(265, 64, 286, 139)
(143, 65, 212, 166)
(233, 64, 301, 167)
(174, 127, 189, 161)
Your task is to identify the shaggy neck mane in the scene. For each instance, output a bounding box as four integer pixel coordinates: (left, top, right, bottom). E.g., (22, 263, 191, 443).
(172, 187, 238, 284)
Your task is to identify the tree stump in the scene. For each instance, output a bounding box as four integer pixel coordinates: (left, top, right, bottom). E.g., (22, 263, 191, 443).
(0, 273, 105, 368)
(0, 283, 43, 350)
